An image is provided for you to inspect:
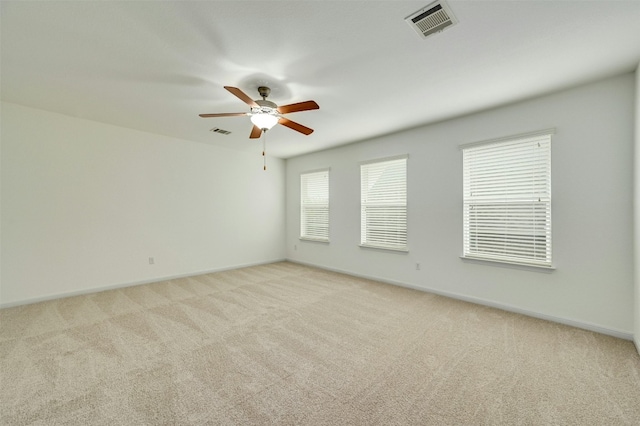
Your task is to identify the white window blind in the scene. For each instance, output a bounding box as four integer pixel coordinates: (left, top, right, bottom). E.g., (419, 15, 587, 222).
(360, 156, 408, 251)
(300, 169, 329, 241)
(462, 132, 552, 267)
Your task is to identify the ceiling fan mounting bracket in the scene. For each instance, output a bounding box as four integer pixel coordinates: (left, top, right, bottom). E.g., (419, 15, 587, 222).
(258, 86, 271, 99)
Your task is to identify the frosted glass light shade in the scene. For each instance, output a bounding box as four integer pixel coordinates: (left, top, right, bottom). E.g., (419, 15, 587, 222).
(250, 113, 279, 130)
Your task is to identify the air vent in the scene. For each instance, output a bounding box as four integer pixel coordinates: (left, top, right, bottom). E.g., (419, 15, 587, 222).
(405, 0, 458, 39)
(210, 127, 231, 135)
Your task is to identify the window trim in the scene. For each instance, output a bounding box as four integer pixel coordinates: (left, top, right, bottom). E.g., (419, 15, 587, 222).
(360, 154, 409, 252)
(300, 168, 330, 243)
(459, 255, 556, 272)
(459, 128, 555, 150)
(460, 130, 554, 269)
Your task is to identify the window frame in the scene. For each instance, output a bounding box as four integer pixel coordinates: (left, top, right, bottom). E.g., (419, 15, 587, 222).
(360, 155, 409, 252)
(300, 168, 330, 242)
(460, 130, 553, 269)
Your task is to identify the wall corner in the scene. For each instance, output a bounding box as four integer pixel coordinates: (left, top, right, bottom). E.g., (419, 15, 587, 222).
(634, 62, 640, 355)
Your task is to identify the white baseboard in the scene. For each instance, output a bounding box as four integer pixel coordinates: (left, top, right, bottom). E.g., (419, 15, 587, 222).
(288, 259, 635, 341)
(0, 258, 287, 309)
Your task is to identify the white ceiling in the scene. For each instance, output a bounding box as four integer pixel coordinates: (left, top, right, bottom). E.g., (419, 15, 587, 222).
(2, 1, 640, 159)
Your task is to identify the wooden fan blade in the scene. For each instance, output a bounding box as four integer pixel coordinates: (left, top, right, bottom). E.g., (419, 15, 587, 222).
(224, 86, 259, 108)
(278, 117, 314, 135)
(277, 100, 319, 114)
(249, 125, 262, 139)
(199, 112, 248, 118)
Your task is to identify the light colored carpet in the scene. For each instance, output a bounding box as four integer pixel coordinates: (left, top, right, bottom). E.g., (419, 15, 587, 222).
(1, 261, 639, 425)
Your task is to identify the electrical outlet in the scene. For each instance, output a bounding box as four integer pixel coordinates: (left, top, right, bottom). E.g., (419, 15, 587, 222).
(416, 262, 421, 270)
(149, 257, 155, 265)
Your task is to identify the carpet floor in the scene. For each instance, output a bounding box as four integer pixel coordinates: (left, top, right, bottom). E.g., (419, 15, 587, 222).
(1, 261, 639, 425)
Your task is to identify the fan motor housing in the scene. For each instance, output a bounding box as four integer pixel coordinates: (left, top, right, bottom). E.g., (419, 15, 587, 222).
(254, 99, 278, 116)
(255, 99, 277, 109)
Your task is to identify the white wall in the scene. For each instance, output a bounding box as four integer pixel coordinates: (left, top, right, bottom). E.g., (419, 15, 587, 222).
(286, 73, 635, 338)
(635, 63, 640, 351)
(1, 102, 286, 306)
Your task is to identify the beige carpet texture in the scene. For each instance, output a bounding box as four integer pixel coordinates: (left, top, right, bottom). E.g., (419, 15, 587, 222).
(1, 262, 639, 425)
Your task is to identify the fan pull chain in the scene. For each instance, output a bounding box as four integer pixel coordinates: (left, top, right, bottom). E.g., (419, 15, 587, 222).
(262, 130, 266, 171)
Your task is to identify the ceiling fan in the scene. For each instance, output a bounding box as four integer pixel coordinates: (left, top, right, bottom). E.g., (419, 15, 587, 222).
(199, 86, 319, 138)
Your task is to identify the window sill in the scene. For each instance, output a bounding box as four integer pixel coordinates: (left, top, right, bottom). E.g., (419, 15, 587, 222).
(460, 255, 555, 272)
(299, 237, 329, 244)
(360, 244, 409, 253)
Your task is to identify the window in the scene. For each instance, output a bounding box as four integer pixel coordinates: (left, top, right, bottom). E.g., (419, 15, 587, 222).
(300, 169, 329, 241)
(462, 131, 552, 267)
(360, 156, 408, 251)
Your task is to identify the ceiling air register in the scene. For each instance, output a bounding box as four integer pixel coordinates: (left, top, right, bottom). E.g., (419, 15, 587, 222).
(405, 1, 458, 39)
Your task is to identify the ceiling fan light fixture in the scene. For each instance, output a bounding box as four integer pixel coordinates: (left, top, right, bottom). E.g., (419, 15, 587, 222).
(250, 112, 279, 130)
(200, 86, 318, 137)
